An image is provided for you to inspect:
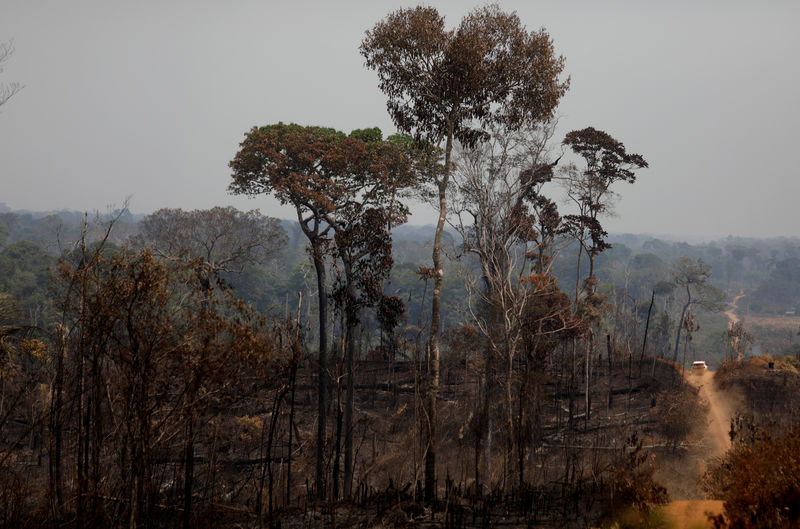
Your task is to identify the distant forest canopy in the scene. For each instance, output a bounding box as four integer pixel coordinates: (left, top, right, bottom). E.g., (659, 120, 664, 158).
(2, 204, 799, 363)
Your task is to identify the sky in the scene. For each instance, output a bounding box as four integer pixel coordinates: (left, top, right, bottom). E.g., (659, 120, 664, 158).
(1, 1, 799, 239)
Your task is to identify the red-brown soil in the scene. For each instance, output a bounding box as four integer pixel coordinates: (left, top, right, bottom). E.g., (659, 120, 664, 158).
(664, 500, 725, 529)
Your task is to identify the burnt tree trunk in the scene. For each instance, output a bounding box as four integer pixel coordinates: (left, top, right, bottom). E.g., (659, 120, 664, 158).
(312, 249, 329, 501)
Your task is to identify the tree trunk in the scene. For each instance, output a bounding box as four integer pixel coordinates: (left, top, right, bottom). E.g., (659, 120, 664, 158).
(639, 290, 655, 369)
(569, 338, 576, 429)
(77, 260, 88, 529)
(266, 390, 285, 529)
(183, 409, 194, 529)
(425, 127, 452, 503)
(672, 288, 691, 363)
(343, 273, 357, 498)
(516, 364, 527, 490)
(606, 334, 613, 411)
(90, 353, 102, 526)
(49, 337, 65, 521)
(332, 384, 343, 502)
(505, 342, 515, 486)
(129, 468, 139, 529)
(286, 360, 297, 505)
(482, 347, 493, 487)
(312, 249, 328, 500)
(76, 342, 87, 529)
(585, 331, 591, 428)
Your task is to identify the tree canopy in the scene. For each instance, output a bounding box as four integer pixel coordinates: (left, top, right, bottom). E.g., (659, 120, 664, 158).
(133, 206, 287, 277)
(361, 5, 569, 147)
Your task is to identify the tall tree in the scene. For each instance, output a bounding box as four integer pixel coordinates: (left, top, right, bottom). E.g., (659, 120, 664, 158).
(328, 132, 414, 498)
(450, 122, 563, 485)
(361, 4, 568, 500)
(560, 128, 647, 425)
(229, 123, 415, 499)
(562, 127, 648, 289)
(230, 123, 345, 500)
(670, 257, 724, 364)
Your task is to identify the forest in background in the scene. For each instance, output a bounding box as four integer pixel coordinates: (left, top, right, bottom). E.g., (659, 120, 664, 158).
(2, 205, 798, 367)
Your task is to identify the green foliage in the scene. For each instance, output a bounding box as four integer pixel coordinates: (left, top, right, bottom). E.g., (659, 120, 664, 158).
(748, 257, 800, 314)
(690, 311, 729, 365)
(349, 127, 382, 143)
(256, 121, 346, 140)
(672, 257, 725, 310)
(653, 280, 675, 296)
(389, 260, 467, 334)
(0, 240, 55, 325)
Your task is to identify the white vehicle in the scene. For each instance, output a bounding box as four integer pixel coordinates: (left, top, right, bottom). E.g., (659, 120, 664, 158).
(691, 360, 708, 370)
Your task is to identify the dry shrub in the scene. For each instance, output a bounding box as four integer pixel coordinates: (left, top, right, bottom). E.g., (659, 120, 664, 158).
(651, 383, 705, 451)
(704, 420, 800, 529)
(716, 356, 799, 390)
(604, 432, 669, 522)
(714, 358, 800, 429)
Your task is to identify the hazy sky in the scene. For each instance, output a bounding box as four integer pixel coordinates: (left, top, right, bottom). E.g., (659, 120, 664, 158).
(1, 1, 798, 239)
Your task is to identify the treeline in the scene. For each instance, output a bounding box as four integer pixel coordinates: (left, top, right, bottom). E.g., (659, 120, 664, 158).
(7, 209, 800, 366)
(7, 210, 800, 320)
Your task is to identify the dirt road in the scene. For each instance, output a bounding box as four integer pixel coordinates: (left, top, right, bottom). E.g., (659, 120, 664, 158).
(661, 368, 734, 527)
(660, 295, 745, 527)
(725, 292, 745, 326)
(664, 499, 725, 528)
(688, 369, 732, 457)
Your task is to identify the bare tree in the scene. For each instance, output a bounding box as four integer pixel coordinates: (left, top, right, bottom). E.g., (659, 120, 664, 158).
(0, 40, 22, 110)
(450, 122, 567, 484)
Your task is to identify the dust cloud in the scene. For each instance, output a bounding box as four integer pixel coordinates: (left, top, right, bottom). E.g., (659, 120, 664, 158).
(664, 499, 725, 529)
(687, 369, 734, 458)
